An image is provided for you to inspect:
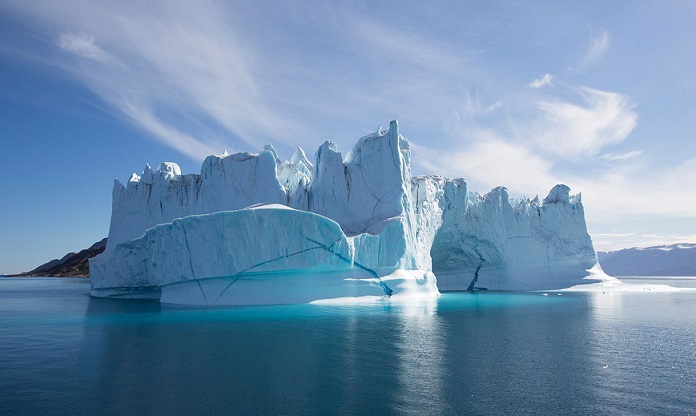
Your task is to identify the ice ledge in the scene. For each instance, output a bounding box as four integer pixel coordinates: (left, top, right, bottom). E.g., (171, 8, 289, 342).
(91, 205, 439, 305)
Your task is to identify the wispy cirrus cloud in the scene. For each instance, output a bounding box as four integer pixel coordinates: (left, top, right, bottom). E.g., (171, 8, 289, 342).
(600, 150, 642, 161)
(351, 19, 466, 74)
(533, 87, 637, 159)
(3, 1, 485, 161)
(57, 33, 113, 63)
(5, 1, 304, 160)
(410, 80, 660, 241)
(528, 74, 555, 88)
(413, 131, 557, 196)
(579, 30, 610, 69)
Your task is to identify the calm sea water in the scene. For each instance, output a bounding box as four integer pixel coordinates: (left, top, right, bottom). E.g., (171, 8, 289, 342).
(1, 277, 695, 416)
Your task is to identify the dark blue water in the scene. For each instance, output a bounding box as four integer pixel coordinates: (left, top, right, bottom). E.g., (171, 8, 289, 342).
(1, 277, 695, 415)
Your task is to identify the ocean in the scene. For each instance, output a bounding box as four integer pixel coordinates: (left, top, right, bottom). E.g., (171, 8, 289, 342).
(0, 277, 695, 415)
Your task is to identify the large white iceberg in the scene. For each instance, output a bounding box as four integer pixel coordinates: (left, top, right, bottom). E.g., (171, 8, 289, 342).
(90, 120, 599, 305)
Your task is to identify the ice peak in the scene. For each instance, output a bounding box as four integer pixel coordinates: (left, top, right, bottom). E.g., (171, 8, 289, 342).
(263, 144, 280, 162)
(140, 164, 155, 184)
(544, 184, 571, 204)
(321, 141, 338, 153)
(291, 146, 313, 169)
(313, 141, 341, 176)
(157, 162, 181, 180)
(316, 141, 339, 161)
(484, 186, 509, 204)
(388, 119, 399, 138)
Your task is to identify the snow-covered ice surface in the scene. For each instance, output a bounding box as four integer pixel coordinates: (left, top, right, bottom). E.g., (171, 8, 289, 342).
(91, 120, 602, 305)
(553, 264, 695, 293)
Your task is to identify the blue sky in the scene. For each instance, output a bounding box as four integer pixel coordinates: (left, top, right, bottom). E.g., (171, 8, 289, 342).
(1, 1, 696, 274)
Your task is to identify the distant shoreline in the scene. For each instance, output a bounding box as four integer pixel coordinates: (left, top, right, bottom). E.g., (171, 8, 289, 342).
(1, 274, 90, 278)
(8, 238, 106, 279)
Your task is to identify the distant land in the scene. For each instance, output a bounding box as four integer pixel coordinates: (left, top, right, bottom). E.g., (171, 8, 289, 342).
(7, 238, 106, 277)
(598, 243, 696, 276)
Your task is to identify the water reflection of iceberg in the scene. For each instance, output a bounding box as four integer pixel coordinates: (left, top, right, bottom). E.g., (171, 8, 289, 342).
(393, 299, 447, 415)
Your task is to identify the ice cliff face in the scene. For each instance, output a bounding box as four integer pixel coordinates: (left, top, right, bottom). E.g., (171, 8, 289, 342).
(91, 205, 435, 305)
(90, 120, 599, 305)
(412, 179, 596, 290)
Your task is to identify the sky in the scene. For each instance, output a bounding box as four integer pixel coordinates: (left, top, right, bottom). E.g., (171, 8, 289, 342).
(1, 0, 696, 274)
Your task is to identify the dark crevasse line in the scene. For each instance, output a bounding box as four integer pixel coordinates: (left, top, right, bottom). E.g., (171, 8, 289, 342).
(181, 223, 210, 305)
(106, 233, 393, 303)
(301, 235, 394, 296)
(210, 245, 327, 305)
(467, 247, 486, 292)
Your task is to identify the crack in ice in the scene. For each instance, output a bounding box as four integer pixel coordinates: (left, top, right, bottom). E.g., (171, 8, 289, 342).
(211, 245, 326, 305)
(301, 235, 394, 297)
(467, 247, 486, 292)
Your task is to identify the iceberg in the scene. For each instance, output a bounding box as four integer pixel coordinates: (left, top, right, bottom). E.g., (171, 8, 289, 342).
(90, 120, 599, 305)
(413, 179, 597, 291)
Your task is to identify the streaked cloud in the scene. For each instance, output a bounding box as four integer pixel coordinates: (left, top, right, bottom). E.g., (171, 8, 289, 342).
(528, 74, 555, 88)
(600, 150, 642, 161)
(413, 128, 559, 198)
(534, 87, 637, 159)
(460, 92, 503, 117)
(352, 19, 468, 75)
(9, 1, 303, 160)
(580, 30, 610, 69)
(57, 33, 112, 63)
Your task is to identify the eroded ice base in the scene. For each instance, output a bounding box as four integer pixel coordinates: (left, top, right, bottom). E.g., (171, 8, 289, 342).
(435, 257, 601, 291)
(159, 269, 437, 306)
(90, 269, 438, 306)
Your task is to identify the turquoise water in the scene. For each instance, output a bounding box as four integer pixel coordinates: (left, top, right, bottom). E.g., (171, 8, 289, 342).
(1, 277, 695, 415)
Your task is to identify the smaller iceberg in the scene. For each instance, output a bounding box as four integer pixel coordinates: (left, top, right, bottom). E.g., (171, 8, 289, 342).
(90, 204, 438, 305)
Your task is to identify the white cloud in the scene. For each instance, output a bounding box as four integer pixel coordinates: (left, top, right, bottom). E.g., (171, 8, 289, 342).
(413, 130, 558, 196)
(573, 156, 696, 229)
(534, 87, 637, 159)
(580, 30, 610, 69)
(57, 33, 112, 63)
(352, 20, 465, 75)
(412, 81, 696, 252)
(118, 100, 224, 160)
(8, 2, 486, 161)
(600, 150, 642, 161)
(9, 2, 306, 160)
(483, 101, 503, 113)
(528, 74, 555, 88)
(416, 84, 639, 199)
(460, 92, 503, 117)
